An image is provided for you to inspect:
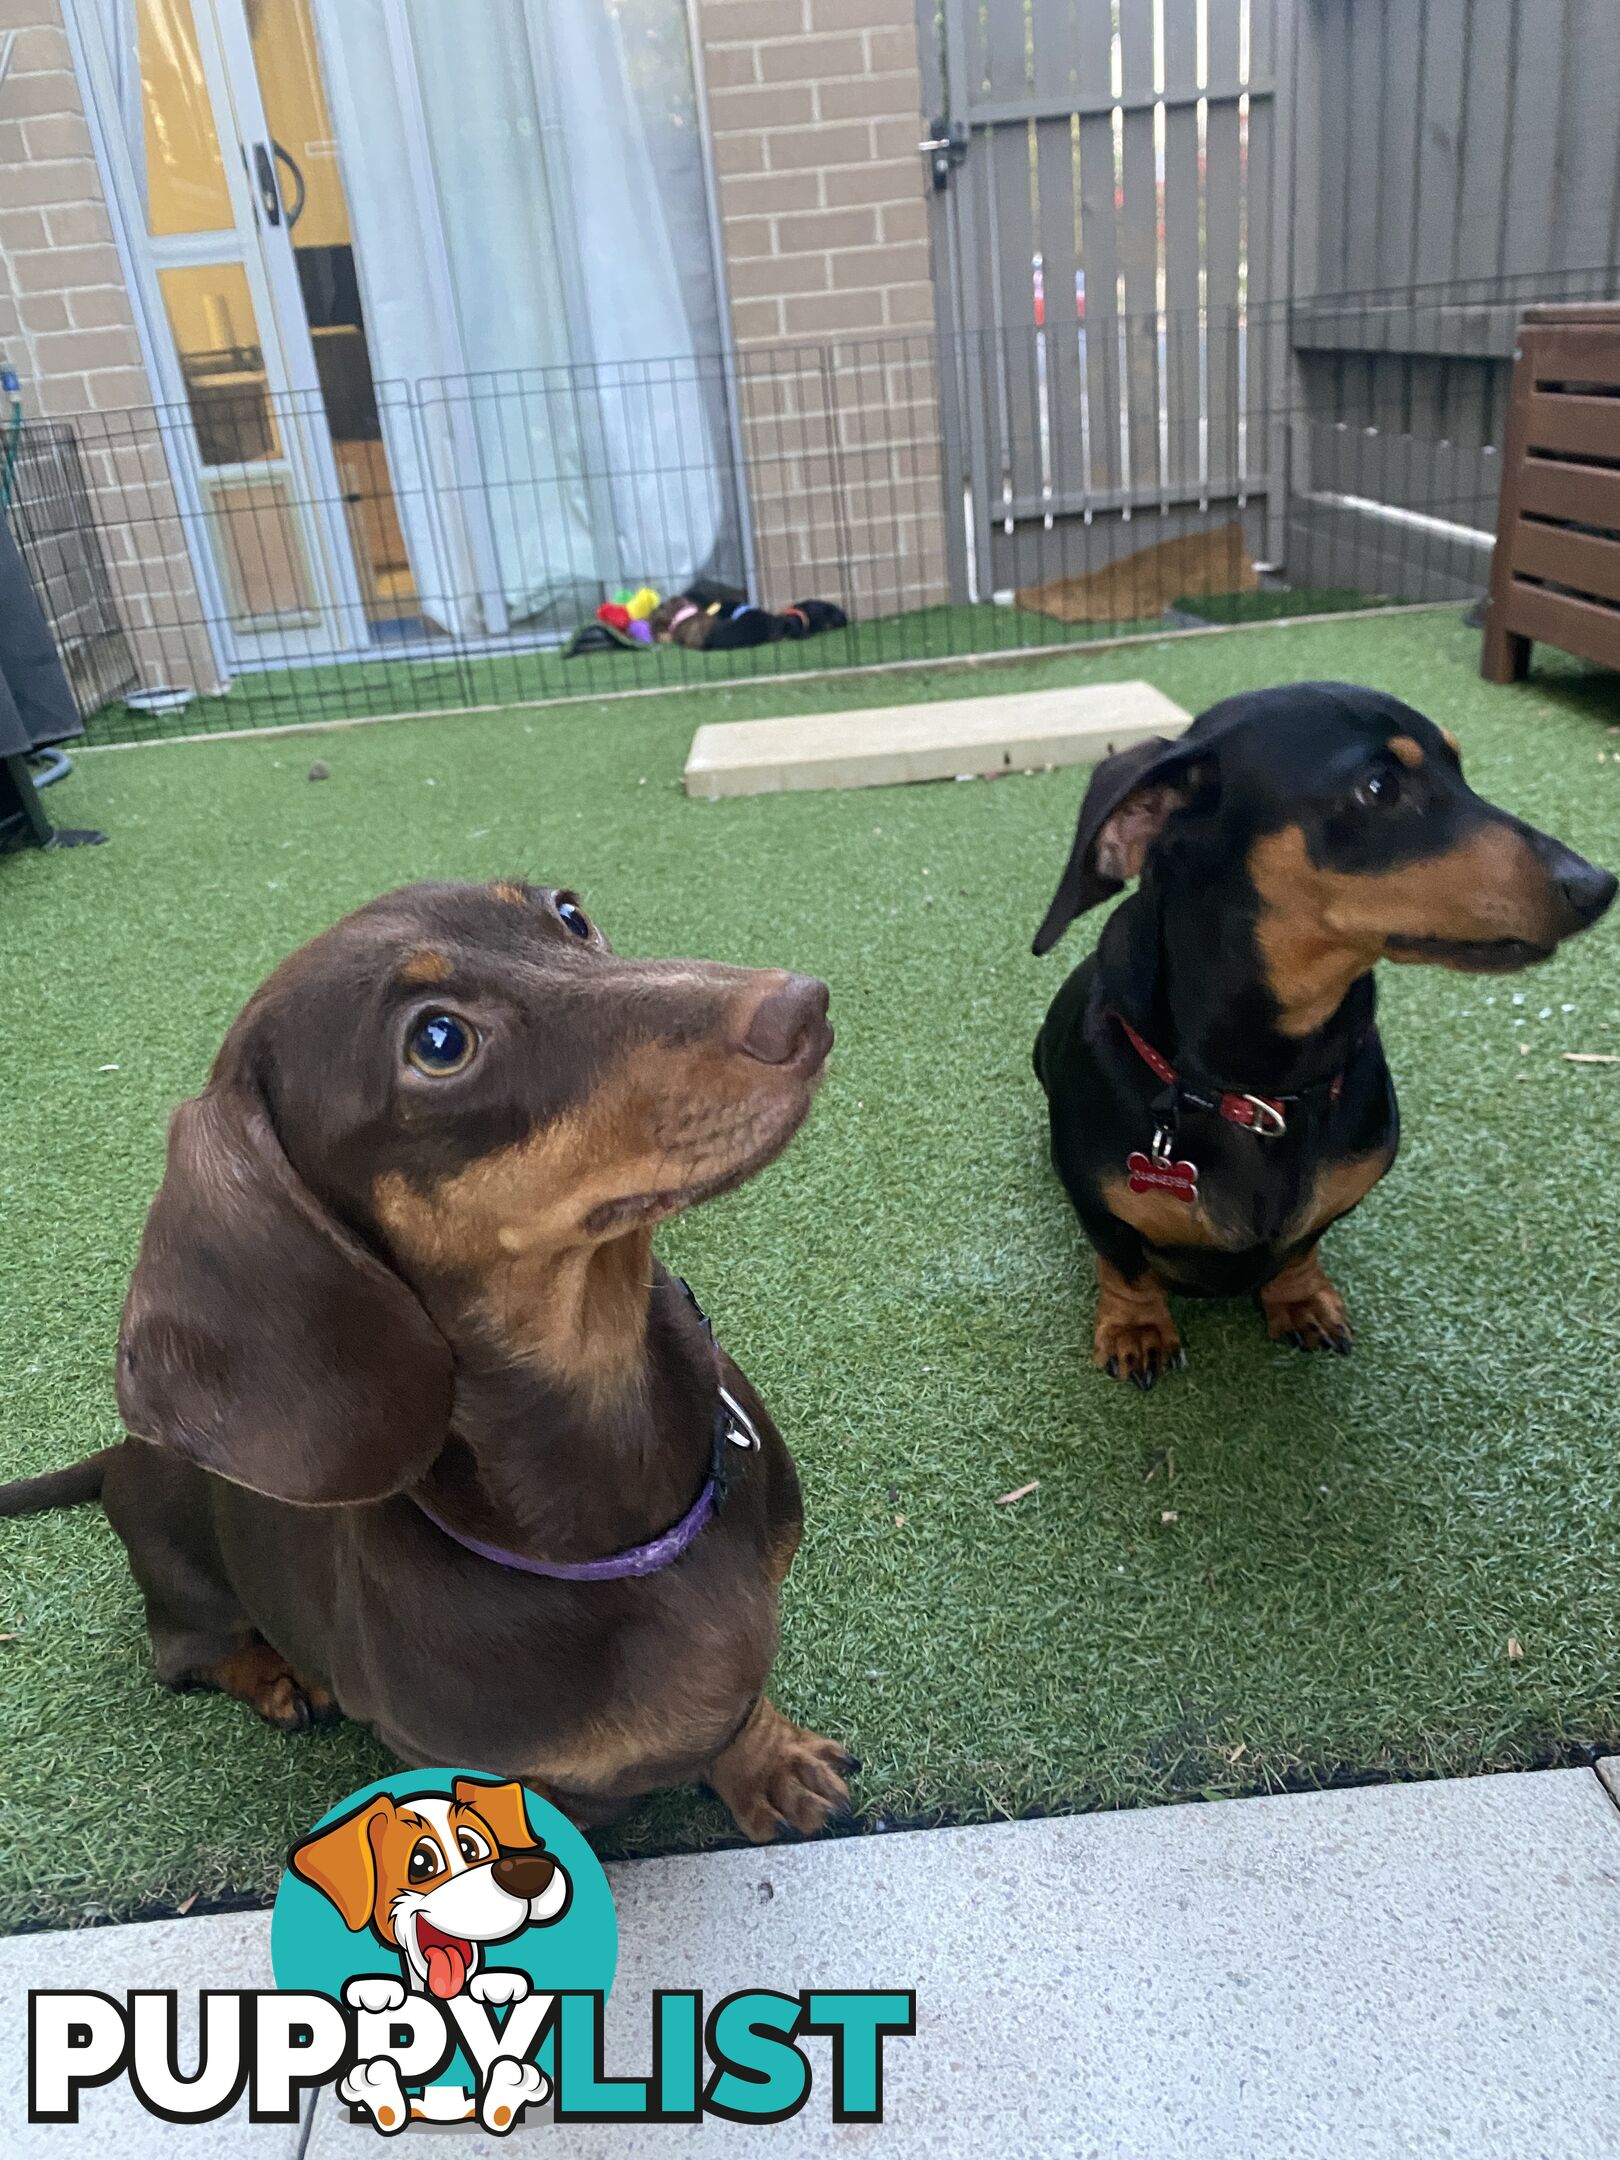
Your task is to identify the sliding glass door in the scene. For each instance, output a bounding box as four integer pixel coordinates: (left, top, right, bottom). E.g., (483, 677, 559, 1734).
(79, 0, 744, 674)
(91, 0, 377, 664)
(218, 0, 438, 642)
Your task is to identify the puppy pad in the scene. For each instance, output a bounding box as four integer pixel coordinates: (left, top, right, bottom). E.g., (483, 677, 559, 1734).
(683, 681, 1192, 800)
(1016, 521, 1257, 623)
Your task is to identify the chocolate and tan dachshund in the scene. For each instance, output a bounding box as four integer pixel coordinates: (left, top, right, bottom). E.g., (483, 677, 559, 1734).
(0, 881, 852, 1842)
(1032, 683, 1615, 1386)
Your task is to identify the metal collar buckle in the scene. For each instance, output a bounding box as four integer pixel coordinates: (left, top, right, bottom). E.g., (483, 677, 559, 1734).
(1240, 1096, 1288, 1139)
(719, 1383, 761, 1450)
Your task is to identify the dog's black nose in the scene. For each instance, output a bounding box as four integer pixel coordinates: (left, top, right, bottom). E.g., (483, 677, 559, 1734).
(740, 973, 831, 1066)
(492, 1851, 556, 1899)
(1558, 859, 1618, 926)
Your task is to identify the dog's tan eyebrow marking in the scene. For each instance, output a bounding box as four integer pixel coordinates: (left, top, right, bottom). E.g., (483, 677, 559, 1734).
(1389, 735, 1424, 769)
(398, 1809, 429, 1831)
(400, 949, 452, 985)
(490, 881, 528, 907)
(1441, 727, 1460, 755)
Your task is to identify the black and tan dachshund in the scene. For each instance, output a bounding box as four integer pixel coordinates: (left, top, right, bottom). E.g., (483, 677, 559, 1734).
(1032, 683, 1615, 1386)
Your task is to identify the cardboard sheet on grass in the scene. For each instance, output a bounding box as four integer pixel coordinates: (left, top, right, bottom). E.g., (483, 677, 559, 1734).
(684, 681, 1191, 799)
(1017, 522, 1257, 624)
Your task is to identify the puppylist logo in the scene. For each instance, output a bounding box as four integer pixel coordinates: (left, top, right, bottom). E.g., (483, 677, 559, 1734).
(28, 1771, 914, 2133)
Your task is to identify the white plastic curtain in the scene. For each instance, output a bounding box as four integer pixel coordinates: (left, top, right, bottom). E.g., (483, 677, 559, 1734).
(312, 0, 728, 634)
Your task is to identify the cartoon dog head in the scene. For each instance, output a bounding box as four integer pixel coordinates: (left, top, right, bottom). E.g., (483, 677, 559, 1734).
(289, 1777, 571, 2000)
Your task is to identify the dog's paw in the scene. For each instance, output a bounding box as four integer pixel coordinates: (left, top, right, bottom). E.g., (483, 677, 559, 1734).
(340, 2057, 410, 2135)
(343, 1975, 406, 2016)
(469, 1967, 530, 2007)
(296, 1676, 344, 1726)
(1261, 1275, 1352, 1354)
(709, 1698, 856, 1844)
(1093, 1310, 1184, 1390)
(479, 2057, 548, 2133)
(194, 1644, 342, 1733)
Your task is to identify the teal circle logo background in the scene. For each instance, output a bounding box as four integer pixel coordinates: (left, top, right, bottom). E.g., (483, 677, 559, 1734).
(270, 1769, 616, 2065)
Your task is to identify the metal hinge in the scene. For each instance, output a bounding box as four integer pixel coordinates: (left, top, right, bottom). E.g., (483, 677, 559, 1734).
(919, 116, 969, 191)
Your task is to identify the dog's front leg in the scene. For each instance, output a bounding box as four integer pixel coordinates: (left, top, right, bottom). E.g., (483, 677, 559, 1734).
(1093, 1257, 1184, 1389)
(706, 1696, 855, 1843)
(1259, 1243, 1353, 1354)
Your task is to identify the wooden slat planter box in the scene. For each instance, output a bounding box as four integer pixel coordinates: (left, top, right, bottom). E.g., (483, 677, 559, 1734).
(1484, 304, 1620, 682)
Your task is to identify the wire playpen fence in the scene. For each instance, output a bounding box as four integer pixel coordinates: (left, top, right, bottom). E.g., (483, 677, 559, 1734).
(6, 422, 137, 721)
(13, 265, 1619, 745)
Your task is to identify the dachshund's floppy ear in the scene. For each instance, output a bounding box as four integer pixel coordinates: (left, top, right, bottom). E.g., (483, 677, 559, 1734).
(1031, 734, 1201, 954)
(117, 1080, 454, 1505)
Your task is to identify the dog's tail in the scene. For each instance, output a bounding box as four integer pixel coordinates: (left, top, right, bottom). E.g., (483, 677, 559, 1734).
(0, 1446, 119, 1518)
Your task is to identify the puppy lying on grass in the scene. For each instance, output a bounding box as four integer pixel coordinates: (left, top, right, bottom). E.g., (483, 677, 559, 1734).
(651, 585, 848, 651)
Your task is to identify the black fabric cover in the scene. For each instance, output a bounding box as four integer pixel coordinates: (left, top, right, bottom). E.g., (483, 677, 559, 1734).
(0, 511, 83, 756)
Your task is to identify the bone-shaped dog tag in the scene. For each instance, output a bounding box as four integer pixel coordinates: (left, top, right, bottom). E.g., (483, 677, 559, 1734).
(1126, 1149, 1199, 1205)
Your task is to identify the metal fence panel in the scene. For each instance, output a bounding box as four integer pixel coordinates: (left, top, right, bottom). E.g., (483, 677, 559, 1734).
(6, 426, 137, 721)
(46, 264, 1620, 746)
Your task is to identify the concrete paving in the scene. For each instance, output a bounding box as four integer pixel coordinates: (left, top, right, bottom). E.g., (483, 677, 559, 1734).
(682, 680, 1190, 798)
(0, 1907, 299, 2157)
(6, 1769, 1620, 2155)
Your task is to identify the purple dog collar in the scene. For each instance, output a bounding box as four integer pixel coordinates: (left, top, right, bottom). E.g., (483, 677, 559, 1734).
(415, 1476, 721, 1582)
(414, 1284, 761, 1583)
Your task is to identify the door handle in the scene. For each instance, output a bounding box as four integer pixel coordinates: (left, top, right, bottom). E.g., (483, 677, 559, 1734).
(920, 117, 969, 191)
(272, 140, 307, 231)
(250, 141, 281, 228)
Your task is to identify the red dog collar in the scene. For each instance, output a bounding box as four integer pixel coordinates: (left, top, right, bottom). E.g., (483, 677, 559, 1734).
(1109, 1009, 1346, 1138)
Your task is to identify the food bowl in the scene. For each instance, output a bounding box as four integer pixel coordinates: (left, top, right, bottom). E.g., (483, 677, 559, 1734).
(124, 684, 195, 716)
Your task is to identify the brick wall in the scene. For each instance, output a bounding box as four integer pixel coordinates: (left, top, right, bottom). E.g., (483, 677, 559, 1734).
(0, 0, 219, 697)
(693, 0, 948, 619)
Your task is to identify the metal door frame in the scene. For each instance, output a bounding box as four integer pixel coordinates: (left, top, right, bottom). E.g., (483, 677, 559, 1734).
(67, 0, 379, 668)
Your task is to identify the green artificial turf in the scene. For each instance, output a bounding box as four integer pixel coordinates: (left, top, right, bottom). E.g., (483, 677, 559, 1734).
(89, 599, 1171, 746)
(4, 604, 1620, 1931)
(1172, 586, 1384, 625)
(87, 593, 1384, 746)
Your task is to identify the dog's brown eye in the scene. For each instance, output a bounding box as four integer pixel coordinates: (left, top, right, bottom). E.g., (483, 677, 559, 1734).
(407, 1837, 443, 1883)
(1355, 768, 1400, 809)
(456, 1829, 489, 1864)
(407, 1013, 476, 1075)
(557, 899, 593, 941)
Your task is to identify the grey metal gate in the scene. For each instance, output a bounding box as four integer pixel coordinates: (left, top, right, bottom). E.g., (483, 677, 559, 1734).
(918, 0, 1291, 602)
